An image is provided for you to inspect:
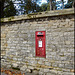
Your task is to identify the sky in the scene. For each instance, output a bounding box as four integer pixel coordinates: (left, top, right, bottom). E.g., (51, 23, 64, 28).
(37, 0, 68, 6)
(56, 0, 68, 4)
(13, 0, 68, 15)
(14, 0, 68, 7)
(39, 0, 47, 4)
(37, 0, 47, 6)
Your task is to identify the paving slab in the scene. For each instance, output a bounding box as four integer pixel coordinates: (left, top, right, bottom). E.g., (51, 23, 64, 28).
(1, 72, 38, 75)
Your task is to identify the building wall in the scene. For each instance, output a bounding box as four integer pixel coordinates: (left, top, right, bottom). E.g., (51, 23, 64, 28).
(1, 9, 74, 75)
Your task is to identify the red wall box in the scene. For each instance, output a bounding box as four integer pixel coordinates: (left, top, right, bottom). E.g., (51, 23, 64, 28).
(35, 31, 46, 57)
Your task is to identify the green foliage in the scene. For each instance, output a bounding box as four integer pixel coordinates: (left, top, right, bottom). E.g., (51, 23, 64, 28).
(36, 4, 41, 12)
(47, 0, 57, 10)
(1, 0, 17, 18)
(4, 1, 17, 17)
(24, 0, 32, 14)
(47, 3, 50, 11)
(64, 0, 74, 8)
(40, 2, 57, 12)
(1, 0, 74, 17)
(41, 3, 48, 11)
(39, 3, 50, 12)
(68, 0, 74, 3)
(52, 1, 57, 10)
(64, 3, 72, 8)
(20, 0, 38, 14)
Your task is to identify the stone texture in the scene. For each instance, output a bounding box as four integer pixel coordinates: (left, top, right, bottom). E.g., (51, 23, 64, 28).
(12, 63, 18, 68)
(1, 9, 74, 75)
(20, 65, 27, 71)
(44, 69, 50, 72)
(33, 70, 39, 75)
(26, 69, 32, 73)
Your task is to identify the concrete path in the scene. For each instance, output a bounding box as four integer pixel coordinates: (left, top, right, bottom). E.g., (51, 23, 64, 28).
(1, 73, 7, 75)
(1, 72, 38, 75)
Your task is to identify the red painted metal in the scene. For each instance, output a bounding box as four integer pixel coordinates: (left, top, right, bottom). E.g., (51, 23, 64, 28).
(35, 31, 46, 57)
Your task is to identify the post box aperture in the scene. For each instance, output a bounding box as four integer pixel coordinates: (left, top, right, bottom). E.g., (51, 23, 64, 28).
(35, 31, 46, 57)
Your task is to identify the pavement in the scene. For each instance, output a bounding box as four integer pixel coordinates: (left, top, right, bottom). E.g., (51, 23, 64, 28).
(1, 68, 39, 75)
(1, 72, 38, 75)
(1, 73, 7, 75)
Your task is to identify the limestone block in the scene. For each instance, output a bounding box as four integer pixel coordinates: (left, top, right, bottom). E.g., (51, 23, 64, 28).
(33, 70, 39, 75)
(44, 69, 50, 72)
(12, 63, 18, 68)
(40, 68, 44, 72)
(60, 57, 67, 61)
(38, 60, 44, 65)
(18, 58, 22, 61)
(43, 21, 49, 24)
(59, 64, 64, 68)
(67, 28, 74, 32)
(39, 71, 44, 75)
(16, 61, 21, 64)
(50, 52, 56, 56)
(29, 60, 37, 64)
(62, 72, 74, 75)
(26, 69, 31, 73)
(47, 73, 56, 75)
(46, 70, 58, 75)
(13, 41, 18, 44)
(64, 53, 71, 56)
(51, 25, 57, 28)
(71, 53, 74, 57)
(11, 47, 15, 49)
(13, 58, 17, 61)
(20, 65, 27, 71)
(45, 62, 51, 66)
(7, 65, 11, 68)
(65, 41, 70, 44)
(66, 19, 70, 22)
(65, 64, 74, 69)
(52, 63, 58, 67)
(28, 66, 34, 69)
(7, 41, 11, 43)
(62, 69, 70, 72)
(23, 41, 27, 44)
(61, 48, 67, 52)
(1, 34, 6, 38)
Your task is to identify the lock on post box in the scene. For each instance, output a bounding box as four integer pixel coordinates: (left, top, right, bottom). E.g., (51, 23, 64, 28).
(35, 31, 46, 57)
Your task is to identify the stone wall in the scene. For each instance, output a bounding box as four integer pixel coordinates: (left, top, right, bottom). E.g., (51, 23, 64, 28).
(1, 8, 74, 75)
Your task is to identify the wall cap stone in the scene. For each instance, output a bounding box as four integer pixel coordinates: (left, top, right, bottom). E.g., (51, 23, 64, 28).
(1, 8, 74, 22)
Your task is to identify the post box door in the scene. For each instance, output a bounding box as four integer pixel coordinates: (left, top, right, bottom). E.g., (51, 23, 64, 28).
(35, 31, 46, 57)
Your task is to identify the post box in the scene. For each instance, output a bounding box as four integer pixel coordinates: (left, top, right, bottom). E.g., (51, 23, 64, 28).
(35, 31, 46, 57)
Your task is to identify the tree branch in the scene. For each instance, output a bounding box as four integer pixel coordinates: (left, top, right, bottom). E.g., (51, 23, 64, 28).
(4, 2, 25, 8)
